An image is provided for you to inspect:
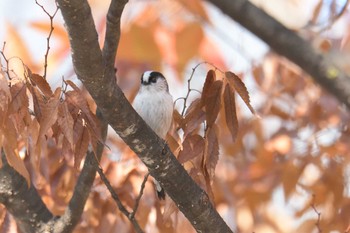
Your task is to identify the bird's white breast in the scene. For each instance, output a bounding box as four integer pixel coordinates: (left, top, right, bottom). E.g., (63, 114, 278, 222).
(133, 87, 173, 139)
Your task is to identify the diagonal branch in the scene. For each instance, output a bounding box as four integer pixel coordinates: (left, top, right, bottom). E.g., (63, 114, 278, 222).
(208, 0, 350, 110)
(56, 0, 233, 232)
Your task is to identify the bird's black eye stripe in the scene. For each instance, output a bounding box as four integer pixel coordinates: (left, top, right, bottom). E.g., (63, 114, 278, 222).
(150, 76, 157, 83)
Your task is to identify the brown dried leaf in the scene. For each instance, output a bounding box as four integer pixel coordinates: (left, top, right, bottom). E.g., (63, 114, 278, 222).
(173, 109, 184, 129)
(65, 82, 102, 142)
(0, 69, 11, 112)
(75, 127, 90, 170)
(36, 88, 61, 145)
(57, 101, 74, 147)
(223, 83, 238, 142)
(178, 134, 204, 164)
(201, 70, 216, 106)
(225, 71, 255, 115)
(183, 98, 205, 137)
(73, 117, 90, 169)
(203, 125, 219, 182)
(2, 118, 30, 186)
(9, 83, 28, 115)
(204, 80, 223, 127)
(29, 73, 53, 97)
(166, 133, 181, 157)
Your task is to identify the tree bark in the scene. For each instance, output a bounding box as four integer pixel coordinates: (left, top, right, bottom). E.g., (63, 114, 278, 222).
(208, 0, 350, 110)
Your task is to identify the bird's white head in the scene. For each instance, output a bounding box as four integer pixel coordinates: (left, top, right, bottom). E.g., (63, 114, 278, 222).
(140, 71, 169, 92)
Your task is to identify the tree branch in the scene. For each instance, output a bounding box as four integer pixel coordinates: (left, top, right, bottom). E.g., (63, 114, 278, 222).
(0, 152, 53, 233)
(102, 0, 127, 70)
(56, 0, 233, 232)
(208, 0, 350, 110)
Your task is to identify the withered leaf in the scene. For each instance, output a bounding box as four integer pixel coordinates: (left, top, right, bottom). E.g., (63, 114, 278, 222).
(9, 83, 28, 115)
(0, 70, 11, 112)
(223, 83, 238, 142)
(57, 101, 74, 147)
(178, 134, 205, 164)
(225, 71, 255, 115)
(204, 80, 223, 127)
(29, 73, 53, 97)
(203, 125, 219, 182)
(73, 117, 90, 169)
(201, 69, 216, 106)
(2, 118, 30, 186)
(36, 87, 61, 145)
(183, 98, 205, 137)
(65, 82, 102, 143)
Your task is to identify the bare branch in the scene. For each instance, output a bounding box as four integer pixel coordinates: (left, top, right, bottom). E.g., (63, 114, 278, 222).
(95, 161, 144, 233)
(130, 173, 149, 219)
(35, 0, 59, 79)
(208, 0, 350, 110)
(102, 0, 128, 71)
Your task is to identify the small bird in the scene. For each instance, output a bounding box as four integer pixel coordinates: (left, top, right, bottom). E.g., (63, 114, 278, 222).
(133, 71, 173, 199)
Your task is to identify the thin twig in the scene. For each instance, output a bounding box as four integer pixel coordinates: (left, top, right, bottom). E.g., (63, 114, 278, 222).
(311, 194, 322, 233)
(130, 173, 149, 219)
(95, 162, 144, 233)
(180, 61, 224, 116)
(0, 42, 11, 81)
(35, 0, 59, 79)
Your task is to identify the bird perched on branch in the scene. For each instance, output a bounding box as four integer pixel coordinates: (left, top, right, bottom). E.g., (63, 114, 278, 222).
(133, 71, 173, 199)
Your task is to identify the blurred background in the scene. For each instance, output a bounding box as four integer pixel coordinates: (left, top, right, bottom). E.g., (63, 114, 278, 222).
(1, 0, 350, 232)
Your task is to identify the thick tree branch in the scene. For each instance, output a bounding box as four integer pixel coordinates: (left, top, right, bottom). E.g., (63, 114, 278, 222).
(56, 0, 233, 232)
(208, 0, 350, 109)
(0, 152, 53, 233)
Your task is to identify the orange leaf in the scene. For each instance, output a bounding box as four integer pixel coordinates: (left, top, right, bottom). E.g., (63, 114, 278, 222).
(201, 70, 216, 106)
(0, 73, 10, 114)
(36, 88, 61, 145)
(5, 23, 37, 71)
(175, 22, 204, 73)
(199, 37, 227, 71)
(65, 81, 102, 143)
(117, 23, 161, 69)
(225, 71, 255, 115)
(8, 83, 28, 115)
(223, 83, 238, 142)
(183, 98, 205, 136)
(2, 118, 30, 186)
(178, 134, 204, 164)
(204, 80, 223, 127)
(57, 101, 74, 147)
